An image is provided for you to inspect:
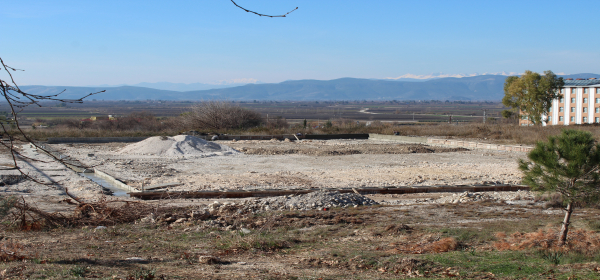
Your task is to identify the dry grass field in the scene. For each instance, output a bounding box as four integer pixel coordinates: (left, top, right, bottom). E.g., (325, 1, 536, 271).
(2, 199, 600, 279)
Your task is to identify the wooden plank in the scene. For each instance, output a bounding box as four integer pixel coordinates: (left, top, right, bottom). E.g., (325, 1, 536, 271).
(129, 185, 531, 200)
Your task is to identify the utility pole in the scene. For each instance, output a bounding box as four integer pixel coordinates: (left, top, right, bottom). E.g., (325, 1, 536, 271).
(483, 109, 486, 124)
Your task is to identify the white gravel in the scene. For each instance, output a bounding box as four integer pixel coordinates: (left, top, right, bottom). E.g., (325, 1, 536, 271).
(382, 190, 536, 205)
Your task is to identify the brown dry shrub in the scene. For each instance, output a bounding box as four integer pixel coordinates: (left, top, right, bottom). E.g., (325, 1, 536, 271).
(387, 236, 458, 254)
(0, 241, 27, 262)
(494, 228, 600, 255)
(425, 237, 458, 253)
(4, 194, 158, 230)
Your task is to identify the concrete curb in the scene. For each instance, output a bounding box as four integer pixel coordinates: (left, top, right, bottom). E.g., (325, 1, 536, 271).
(47, 137, 149, 144)
(368, 134, 428, 143)
(369, 134, 533, 153)
(427, 138, 534, 153)
(93, 169, 140, 193)
(30, 144, 138, 194)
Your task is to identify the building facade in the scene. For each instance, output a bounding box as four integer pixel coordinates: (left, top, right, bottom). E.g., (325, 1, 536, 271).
(518, 78, 600, 126)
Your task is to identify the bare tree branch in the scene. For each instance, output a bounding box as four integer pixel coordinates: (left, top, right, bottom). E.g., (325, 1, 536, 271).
(0, 56, 103, 186)
(230, 0, 298, 18)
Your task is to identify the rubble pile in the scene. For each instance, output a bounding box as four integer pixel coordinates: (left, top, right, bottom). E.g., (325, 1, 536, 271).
(204, 191, 378, 215)
(137, 191, 378, 228)
(385, 190, 536, 205)
(436, 190, 535, 204)
(235, 191, 379, 212)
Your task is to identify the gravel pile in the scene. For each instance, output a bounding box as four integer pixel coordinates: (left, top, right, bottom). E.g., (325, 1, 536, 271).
(209, 191, 378, 213)
(118, 135, 239, 157)
(436, 190, 534, 204)
(384, 190, 536, 205)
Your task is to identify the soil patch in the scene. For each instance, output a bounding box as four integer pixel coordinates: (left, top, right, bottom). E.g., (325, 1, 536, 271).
(229, 140, 466, 156)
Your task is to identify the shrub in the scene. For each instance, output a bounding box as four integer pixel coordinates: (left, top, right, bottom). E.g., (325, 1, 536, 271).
(0, 196, 17, 219)
(183, 101, 263, 130)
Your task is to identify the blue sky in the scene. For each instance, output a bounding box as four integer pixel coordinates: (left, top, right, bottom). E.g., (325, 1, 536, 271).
(2, 0, 599, 86)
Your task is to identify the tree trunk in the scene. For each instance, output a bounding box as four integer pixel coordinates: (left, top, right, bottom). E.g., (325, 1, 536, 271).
(558, 202, 574, 246)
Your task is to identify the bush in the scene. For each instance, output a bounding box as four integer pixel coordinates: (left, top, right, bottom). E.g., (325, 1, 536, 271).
(0, 196, 16, 219)
(183, 101, 263, 130)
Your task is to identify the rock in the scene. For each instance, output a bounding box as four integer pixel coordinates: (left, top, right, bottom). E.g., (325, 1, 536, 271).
(138, 213, 156, 224)
(198, 255, 221, 264)
(240, 228, 251, 234)
(125, 257, 147, 263)
(190, 209, 210, 220)
(174, 218, 187, 224)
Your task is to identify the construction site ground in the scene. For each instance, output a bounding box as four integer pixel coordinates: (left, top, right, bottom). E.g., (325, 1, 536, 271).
(2, 139, 600, 279)
(56, 139, 524, 193)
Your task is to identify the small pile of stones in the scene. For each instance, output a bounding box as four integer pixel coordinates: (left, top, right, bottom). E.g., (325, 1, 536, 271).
(435, 191, 494, 204)
(138, 209, 211, 225)
(435, 190, 535, 204)
(385, 190, 536, 205)
(206, 191, 378, 214)
(239, 191, 378, 212)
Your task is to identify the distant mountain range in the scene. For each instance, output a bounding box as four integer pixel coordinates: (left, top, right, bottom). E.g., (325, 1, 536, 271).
(18, 73, 599, 102)
(86, 82, 242, 91)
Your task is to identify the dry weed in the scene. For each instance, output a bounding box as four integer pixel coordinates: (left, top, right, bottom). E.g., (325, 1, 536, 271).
(494, 227, 600, 255)
(387, 235, 458, 254)
(0, 241, 27, 262)
(3, 191, 156, 230)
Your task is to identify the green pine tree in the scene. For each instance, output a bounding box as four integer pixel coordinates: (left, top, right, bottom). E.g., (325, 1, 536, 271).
(519, 129, 600, 245)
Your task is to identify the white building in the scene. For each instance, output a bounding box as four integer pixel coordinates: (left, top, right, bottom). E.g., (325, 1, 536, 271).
(534, 78, 600, 126)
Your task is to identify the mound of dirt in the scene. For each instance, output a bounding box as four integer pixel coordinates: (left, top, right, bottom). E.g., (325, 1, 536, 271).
(118, 135, 239, 157)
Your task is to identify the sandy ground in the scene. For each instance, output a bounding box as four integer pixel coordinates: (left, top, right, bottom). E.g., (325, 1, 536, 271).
(0, 139, 526, 211)
(59, 139, 524, 191)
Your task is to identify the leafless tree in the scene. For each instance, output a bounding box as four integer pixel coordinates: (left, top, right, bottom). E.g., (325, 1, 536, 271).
(0, 57, 103, 185)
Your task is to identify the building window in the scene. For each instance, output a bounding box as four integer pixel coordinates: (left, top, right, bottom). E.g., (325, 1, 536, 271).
(584, 117, 588, 122)
(571, 107, 575, 113)
(584, 98, 588, 103)
(597, 107, 600, 113)
(559, 116, 564, 122)
(597, 88, 600, 94)
(560, 98, 564, 103)
(596, 117, 599, 123)
(571, 98, 576, 103)
(549, 107, 553, 112)
(596, 98, 600, 103)
(572, 88, 578, 94)
(584, 107, 588, 113)
(584, 88, 589, 94)
(548, 116, 552, 122)
(559, 107, 564, 112)
(561, 89, 565, 94)
(571, 116, 575, 122)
